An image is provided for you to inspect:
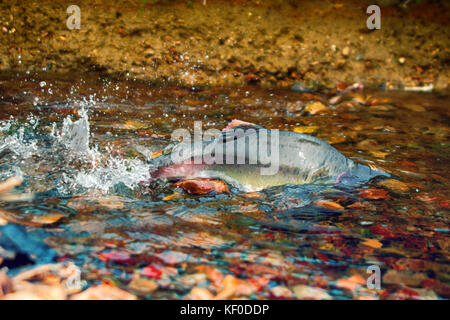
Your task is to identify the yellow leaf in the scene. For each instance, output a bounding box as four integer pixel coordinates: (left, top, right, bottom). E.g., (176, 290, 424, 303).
(370, 151, 388, 159)
(293, 126, 319, 134)
(319, 243, 334, 250)
(163, 192, 182, 201)
(378, 179, 409, 193)
(151, 150, 163, 159)
(327, 135, 346, 145)
(361, 238, 383, 249)
(121, 120, 148, 130)
(304, 101, 329, 115)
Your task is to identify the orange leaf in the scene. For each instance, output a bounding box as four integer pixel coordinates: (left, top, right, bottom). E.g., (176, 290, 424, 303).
(163, 192, 182, 201)
(361, 238, 383, 249)
(337, 274, 366, 292)
(313, 200, 344, 211)
(359, 188, 390, 200)
(31, 213, 65, 225)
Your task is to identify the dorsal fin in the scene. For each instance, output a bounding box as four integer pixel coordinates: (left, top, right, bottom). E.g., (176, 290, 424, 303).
(223, 119, 263, 132)
(219, 120, 264, 143)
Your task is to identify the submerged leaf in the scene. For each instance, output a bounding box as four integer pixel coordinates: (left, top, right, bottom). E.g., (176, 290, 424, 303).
(174, 179, 229, 195)
(71, 284, 137, 300)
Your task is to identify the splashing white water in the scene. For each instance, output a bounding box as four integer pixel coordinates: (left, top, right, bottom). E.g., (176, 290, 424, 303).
(0, 104, 151, 195)
(0, 115, 39, 159)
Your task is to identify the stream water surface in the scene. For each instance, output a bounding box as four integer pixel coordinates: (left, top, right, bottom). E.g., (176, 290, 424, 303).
(0, 74, 448, 299)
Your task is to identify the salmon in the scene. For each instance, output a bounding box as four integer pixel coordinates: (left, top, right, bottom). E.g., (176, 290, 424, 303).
(149, 120, 388, 192)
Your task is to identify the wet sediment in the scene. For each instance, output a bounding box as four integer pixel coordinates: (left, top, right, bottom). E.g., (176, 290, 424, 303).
(0, 0, 449, 91)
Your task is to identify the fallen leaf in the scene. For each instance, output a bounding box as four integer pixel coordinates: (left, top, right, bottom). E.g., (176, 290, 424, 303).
(240, 192, 264, 199)
(401, 104, 426, 112)
(195, 266, 223, 288)
(141, 265, 162, 279)
(327, 135, 347, 144)
(3, 282, 67, 300)
(359, 188, 390, 200)
(0, 272, 13, 297)
(0, 177, 22, 193)
(370, 151, 388, 159)
(292, 126, 319, 134)
(0, 208, 45, 227)
(184, 287, 214, 300)
(71, 284, 137, 300)
(120, 120, 148, 130)
(151, 150, 163, 159)
(98, 196, 124, 209)
(128, 275, 158, 294)
(293, 285, 331, 300)
(313, 200, 344, 211)
(163, 192, 182, 201)
(98, 251, 132, 264)
(270, 286, 293, 299)
(377, 179, 409, 193)
(383, 270, 426, 287)
(336, 274, 366, 292)
(347, 201, 377, 211)
(356, 139, 378, 151)
(174, 179, 229, 195)
(214, 275, 243, 300)
(304, 101, 329, 115)
(369, 225, 395, 238)
(361, 238, 383, 249)
(31, 213, 65, 225)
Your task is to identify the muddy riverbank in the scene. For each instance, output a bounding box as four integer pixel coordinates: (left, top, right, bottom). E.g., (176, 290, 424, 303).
(0, 0, 449, 90)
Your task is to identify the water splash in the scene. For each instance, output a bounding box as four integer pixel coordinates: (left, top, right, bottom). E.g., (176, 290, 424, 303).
(0, 104, 151, 196)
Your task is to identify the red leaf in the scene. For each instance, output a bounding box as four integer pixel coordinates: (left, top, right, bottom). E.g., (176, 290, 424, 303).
(98, 251, 132, 264)
(141, 265, 162, 279)
(369, 226, 395, 239)
(421, 279, 450, 298)
(174, 178, 229, 195)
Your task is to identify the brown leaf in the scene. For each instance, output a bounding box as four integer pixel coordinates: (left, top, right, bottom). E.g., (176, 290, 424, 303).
(304, 102, 329, 115)
(359, 188, 390, 200)
(377, 179, 409, 193)
(383, 270, 426, 287)
(361, 238, 383, 249)
(240, 192, 264, 199)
